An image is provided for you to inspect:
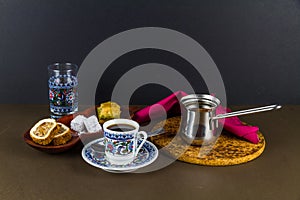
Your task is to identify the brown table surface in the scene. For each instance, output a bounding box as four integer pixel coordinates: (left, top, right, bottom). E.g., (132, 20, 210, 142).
(0, 104, 299, 200)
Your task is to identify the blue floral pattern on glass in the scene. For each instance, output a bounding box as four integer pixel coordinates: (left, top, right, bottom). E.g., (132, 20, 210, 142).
(48, 74, 78, 114)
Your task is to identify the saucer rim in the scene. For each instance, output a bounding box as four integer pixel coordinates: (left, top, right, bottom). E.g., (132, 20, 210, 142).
(81, 138, 158, 172)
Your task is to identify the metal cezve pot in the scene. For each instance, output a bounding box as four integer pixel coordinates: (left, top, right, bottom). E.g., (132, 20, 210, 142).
(180, 94, 281, 146)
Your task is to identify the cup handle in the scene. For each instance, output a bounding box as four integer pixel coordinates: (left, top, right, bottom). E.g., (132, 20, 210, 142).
(135, 131, 148, 157)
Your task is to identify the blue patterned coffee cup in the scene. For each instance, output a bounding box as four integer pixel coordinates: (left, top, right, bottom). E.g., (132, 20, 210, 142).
(103, 119, 147, 165)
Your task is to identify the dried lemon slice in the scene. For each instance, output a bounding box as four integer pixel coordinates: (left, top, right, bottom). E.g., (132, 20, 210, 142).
(30, 118, 57, 145)
(52, 122, 72, 146)
(97, 101, 121, 124)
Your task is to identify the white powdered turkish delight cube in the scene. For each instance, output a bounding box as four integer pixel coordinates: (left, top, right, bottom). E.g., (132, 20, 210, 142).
(70, 115, 87, 133)
(84, 115, 102, 133)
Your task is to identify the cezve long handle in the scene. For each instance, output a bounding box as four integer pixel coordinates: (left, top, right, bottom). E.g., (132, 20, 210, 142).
(212, 104, 282, 120)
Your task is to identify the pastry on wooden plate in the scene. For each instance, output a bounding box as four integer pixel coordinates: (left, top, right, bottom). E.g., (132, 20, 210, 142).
(30, 119, 72, 146)
(52, 122, 72, 145)
(29, 118, 57, 145)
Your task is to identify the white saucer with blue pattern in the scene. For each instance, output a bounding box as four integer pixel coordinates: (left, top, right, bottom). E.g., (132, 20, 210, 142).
(81, 138, 158, 173)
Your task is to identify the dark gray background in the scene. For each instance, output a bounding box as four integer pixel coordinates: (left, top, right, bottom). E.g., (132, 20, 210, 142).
(1, 0, 299, 105)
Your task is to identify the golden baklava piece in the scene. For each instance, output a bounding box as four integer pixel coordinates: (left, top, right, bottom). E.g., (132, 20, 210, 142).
(97, 101, 121, 124)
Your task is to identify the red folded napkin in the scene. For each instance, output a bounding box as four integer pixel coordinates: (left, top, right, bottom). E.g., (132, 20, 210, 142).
(132, 91, 188, 123)
(132, 91, 259, 144)
(216, 106, 259, 144)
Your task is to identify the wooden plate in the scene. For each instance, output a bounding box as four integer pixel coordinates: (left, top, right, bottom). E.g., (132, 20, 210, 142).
(22, 105, 140, 153)
(23, 129, 80, 153)
(23, 111, 85, 153)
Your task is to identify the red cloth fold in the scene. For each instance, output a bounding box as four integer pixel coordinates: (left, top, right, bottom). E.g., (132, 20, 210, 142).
(216, 106, 260, 144)
(132, 91, 260, 144)
(132, 91, 188, 123)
